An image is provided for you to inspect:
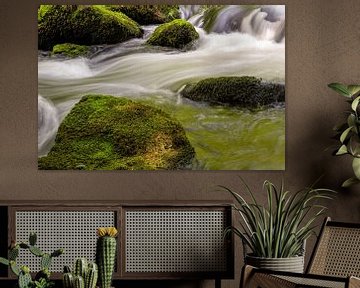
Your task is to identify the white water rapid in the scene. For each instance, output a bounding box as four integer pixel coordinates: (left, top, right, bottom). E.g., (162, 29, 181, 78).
(38, 5, 285, 169)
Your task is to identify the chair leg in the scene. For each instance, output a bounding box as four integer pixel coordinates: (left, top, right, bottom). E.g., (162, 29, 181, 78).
(215, 278, 221, 288)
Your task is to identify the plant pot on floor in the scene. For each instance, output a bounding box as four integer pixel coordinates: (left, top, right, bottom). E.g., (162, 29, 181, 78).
(245, 254, 305, 273)
(242, 240, 306, 273)
(221, 178, 334, 276)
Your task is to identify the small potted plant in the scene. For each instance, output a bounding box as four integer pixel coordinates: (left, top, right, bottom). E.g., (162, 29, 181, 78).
(62, 258, 98, 288)
(0, 232, 63, 288)
(96, 227, 118, 288)
(328, 82, 360, 187)
(222, 179, 334, 272)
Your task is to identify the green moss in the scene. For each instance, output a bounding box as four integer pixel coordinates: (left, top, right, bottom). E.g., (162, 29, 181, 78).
(38, 95, 195, 170)
(105, 5, 180, 25)
(38, 5, 76, 51)
(38, 5, 52, 23)
(159, 5, 181, 22)
(38, 5, 143, 51)
(52, 43, 90, 57)
(146, 19, 199, 49)
(201, 5, 225, 32)
(181, 77, 285, 108)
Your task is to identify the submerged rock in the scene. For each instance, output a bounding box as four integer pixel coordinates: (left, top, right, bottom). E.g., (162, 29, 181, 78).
(146, 19, 199, 49)
(181, 76, 285, 107)
(38, 95, 195, 170)
(38, 5, 143, 51)
(106, 5, 180, 25)
(52, 43, 90, 58)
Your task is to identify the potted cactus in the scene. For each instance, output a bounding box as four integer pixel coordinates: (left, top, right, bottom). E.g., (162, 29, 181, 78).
(96, 227, 118, 288)
(63, 258, 98, 288)
(0, 232, 63, 288)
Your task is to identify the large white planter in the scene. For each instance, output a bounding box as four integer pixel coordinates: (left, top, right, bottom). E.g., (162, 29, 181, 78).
(245, 254, 305, 273)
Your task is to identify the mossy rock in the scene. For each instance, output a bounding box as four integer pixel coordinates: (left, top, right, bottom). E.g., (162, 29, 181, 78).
(38, 95, 195, 170)
(106, 5, 180, 25)
(38, 5, 143, 51)
(181, 76, 285, 107)
(38, 5, 53, 23)
(146, 19, 199, 49)
(52, 43, 90, 58)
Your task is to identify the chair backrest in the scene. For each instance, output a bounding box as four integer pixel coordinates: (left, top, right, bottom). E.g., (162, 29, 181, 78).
(307, 217, 360, 277)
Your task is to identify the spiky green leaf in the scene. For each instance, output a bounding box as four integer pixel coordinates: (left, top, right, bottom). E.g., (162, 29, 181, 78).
(222, 178, 335, 258)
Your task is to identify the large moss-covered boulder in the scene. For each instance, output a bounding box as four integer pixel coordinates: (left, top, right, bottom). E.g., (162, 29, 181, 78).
(106, 5, 180, 25)
(147, 19, 199, 49)
(38, 5, 143, 51)
(181, 77, 285, 107)
(38, 95, 195, 170)
(52, 43, 90, 58)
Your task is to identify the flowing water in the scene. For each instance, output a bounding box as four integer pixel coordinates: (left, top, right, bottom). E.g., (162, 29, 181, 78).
(38, 5, 285, 170)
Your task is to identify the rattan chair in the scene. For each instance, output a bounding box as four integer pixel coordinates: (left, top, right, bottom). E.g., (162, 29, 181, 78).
(241, 217, 360, 288)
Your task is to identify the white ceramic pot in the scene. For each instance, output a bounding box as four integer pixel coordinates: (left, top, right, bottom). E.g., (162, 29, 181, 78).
(245, 254, 305, 273)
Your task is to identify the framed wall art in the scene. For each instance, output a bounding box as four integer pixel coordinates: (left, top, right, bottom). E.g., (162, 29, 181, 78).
(37, 5, 285, 170)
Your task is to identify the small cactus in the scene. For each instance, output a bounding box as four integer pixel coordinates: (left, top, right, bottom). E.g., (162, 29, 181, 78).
(51, 248, 64, 257)
(19, 243, 30, 249)
(64, 265, 72, 273)
(0, 232, 63, 288)
(41, 253, 52, 270)
(74, 258, 87, 279)
(21, 265, 30, 274)
(63, 259, 98, 288)
(74, 275, 85, 288)
(9, 246, 19, 260)
(85, 262, 98, 288)
(35, 268, 50, 281)
(63, 272, 74, 288)
(96, 227, 118, 288)
(29, 232, 37, 246)
(18, 267, 32, 288)
(29, 245, 44, 257)
(0, 257, 9, 266)
(10, 260, 20, 276)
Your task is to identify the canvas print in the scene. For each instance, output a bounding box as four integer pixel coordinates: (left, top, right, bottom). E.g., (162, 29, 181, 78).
(38, 5, 285, 170)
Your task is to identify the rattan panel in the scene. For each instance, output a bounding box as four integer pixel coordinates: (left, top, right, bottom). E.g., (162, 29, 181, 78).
(125, 210, 227, 273)
(277, 275, 345, 288)
(15, 211, 115, 272)
(310, 226, 360, 277)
